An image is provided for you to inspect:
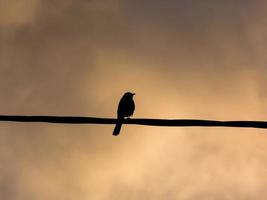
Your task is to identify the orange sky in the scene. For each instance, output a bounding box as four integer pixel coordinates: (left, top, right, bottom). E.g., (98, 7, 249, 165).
(1, 1, 267, 199)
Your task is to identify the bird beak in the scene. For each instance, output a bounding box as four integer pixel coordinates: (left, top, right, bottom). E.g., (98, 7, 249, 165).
(132, 93, 136, 96)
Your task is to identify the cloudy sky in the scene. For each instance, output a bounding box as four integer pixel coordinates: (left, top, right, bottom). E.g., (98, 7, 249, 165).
(1, 0, 267, 199)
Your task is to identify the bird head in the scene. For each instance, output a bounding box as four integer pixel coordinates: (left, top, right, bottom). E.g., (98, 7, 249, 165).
(124, 92, 135, 98)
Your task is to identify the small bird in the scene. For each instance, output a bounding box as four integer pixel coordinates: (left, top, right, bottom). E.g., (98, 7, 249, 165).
(113, 92, 135, 136)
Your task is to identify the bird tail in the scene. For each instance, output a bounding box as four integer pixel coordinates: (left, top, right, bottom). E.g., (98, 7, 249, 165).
(113, 118, 123, 136)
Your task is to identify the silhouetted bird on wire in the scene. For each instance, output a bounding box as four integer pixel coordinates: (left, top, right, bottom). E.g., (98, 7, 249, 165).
(113, 92, 135, 136)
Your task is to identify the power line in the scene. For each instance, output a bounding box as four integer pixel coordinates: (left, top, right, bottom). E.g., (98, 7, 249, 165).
(0, 115, 267, 129)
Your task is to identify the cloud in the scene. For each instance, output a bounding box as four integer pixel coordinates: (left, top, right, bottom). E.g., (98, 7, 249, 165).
(1, 1, 267, 199)
(0, 0, 41, 28)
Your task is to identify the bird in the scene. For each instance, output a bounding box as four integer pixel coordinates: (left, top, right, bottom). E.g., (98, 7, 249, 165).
(113, 92, 135, 136)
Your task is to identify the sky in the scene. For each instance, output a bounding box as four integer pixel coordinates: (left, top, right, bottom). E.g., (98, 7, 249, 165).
(1, 0, 267, 199)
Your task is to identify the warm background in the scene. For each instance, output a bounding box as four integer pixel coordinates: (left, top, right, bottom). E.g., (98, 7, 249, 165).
(1, 1, 267, 199)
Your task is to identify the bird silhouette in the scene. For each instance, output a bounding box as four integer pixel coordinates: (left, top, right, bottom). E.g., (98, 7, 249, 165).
(113, 92, 135, 136)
